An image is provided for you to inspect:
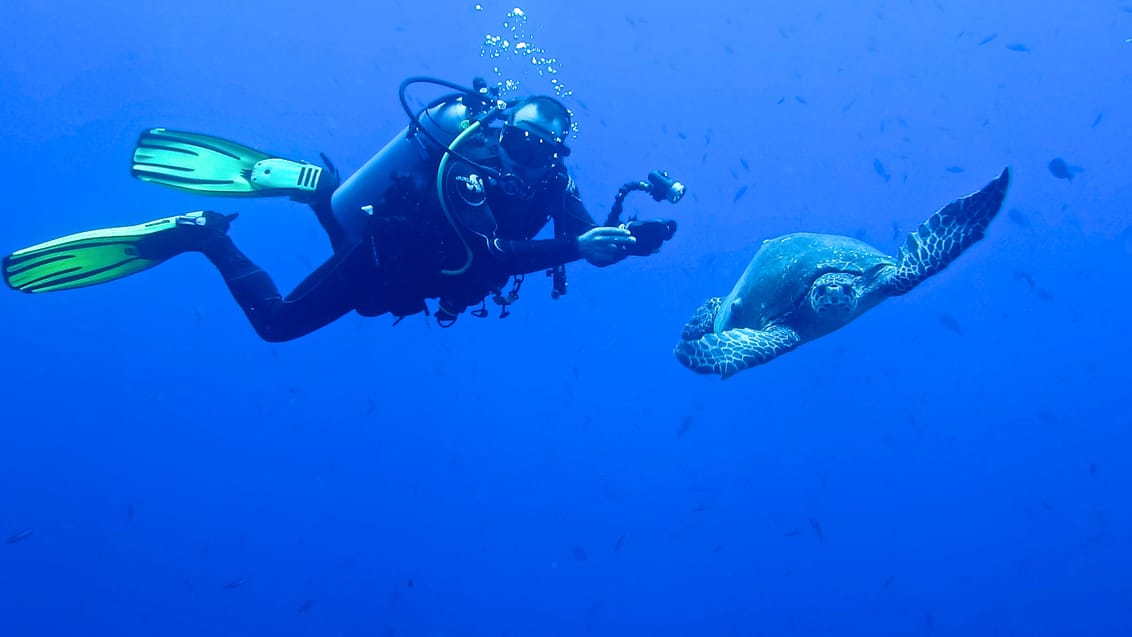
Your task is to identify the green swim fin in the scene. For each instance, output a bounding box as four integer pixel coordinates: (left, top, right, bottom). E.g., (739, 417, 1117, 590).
(3, 210, 234, 293)
(131, 128, 328, 199)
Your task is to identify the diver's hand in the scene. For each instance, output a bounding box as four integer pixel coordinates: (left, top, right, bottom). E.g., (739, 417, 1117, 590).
(578, 226, 636, 266)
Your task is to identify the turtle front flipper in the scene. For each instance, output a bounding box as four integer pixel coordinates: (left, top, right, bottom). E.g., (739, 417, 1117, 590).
(674, 325, 801, 379)
(886, 167, 1010, 295)
(681, 297, 724, 341)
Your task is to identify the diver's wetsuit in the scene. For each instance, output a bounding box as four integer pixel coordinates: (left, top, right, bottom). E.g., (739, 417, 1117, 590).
(200, 135, 600, 342)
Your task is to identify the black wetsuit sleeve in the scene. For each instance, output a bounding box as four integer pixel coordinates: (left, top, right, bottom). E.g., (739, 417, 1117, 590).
(558, 176, 600, 235)
(488, 176, 599, 275)
(489, 235, 581, 275)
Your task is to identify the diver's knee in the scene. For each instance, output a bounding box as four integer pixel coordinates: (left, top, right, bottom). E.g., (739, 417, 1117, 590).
(251, 321, 301, 343)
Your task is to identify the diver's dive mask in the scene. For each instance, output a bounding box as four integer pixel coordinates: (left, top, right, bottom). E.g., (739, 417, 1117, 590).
(500, 124, 570, 173)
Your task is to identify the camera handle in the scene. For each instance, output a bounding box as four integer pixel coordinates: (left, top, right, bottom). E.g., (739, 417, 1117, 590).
(604, 169, 685, 227)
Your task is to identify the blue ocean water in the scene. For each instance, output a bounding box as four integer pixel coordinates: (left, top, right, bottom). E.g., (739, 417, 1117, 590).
(1, 1, 1130, 635)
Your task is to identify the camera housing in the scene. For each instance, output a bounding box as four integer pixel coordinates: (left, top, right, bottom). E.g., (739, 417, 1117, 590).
(623, 219, 678, 255)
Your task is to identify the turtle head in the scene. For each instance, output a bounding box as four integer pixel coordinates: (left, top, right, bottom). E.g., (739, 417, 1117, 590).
(808, 272, 860, 317)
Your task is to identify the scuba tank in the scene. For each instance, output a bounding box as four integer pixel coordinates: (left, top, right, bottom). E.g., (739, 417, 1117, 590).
(330, 92, 481, 245)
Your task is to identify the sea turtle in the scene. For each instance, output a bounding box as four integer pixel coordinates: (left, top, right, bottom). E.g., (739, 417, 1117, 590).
(675, 167, 1010, 379)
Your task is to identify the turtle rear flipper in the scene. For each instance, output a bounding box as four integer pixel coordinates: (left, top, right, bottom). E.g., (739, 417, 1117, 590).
(674, 325, 801, 379)
(887, 167, 1010, 295)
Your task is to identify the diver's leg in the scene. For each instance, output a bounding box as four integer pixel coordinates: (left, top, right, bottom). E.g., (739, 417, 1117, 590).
(309, 191, 350, 254)
(200, 236, 374, 342)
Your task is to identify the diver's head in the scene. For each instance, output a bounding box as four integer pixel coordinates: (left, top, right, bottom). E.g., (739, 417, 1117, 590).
(499, 96, 571, 179)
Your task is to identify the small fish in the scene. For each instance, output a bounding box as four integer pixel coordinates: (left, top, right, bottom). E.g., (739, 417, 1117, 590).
(1091, 113, 1104, 128)
(891, 221, 902, 240)
(945, 166, 965, 173)
(795, 95, 808, 105)
(1007, 208, 1033, 228)
(1013, 270, 1036, 290)
(570, 545, 588, 562)
(6, 528, 33, 544)
(1006, 43, 1031, 52)
(691, 502, 714, 513)
(614, 534, 626, 552)
(1038, 411, 1066, 424)
(733, 185, 749, 203)
(873, 159, 891, 182)
(739, 158, 750, 171)
(406, 579, 414, 588)
(676, 415, 694, 438)
(840, 100, 855, 113)
(1089, 463, 1097, 475)
(1048, 157, 1083, 181)
(222, 577, 248, 590)
(976, 33, 998, 46)
(937, 313, 965, 336)
(126, 502, 135, 525)
(297, 599, 316, 613)
(808, 517, 824, 542)
(784, 527, 801, 538)
(883, 574, 896, 587)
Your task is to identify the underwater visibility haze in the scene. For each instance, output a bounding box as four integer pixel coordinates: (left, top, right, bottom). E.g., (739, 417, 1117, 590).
(1, 1, 1130, 635)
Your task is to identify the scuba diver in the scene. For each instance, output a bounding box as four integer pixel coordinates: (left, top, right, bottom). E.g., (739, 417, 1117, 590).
(2, 77, 681, 342)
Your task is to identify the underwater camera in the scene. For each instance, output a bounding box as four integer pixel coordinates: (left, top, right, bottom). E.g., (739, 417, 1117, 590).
(605, 169, 683, 255)
(551, 169, 684, 297)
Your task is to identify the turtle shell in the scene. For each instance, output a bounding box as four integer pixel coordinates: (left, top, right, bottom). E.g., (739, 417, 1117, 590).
(714, 232, 894, 332)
